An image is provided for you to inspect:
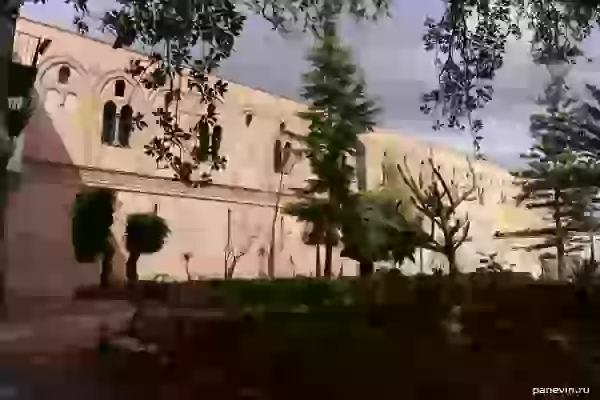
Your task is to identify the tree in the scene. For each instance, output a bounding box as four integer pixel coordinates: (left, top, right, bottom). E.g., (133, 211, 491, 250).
(125, 213, 170, 285)
(3, 0, 389, 187)
(9, 0, 600, 165)
(568, 83, 600, 169)
(573, 84, 600, 156)
(223, 208, 258, 279)
(71, 188, 116, 288)
(267, 142, 297, 278)
(510, 149, 598, 280)
(340, 189, 421, 276)
(101, 0, 600, 167)
(0, 38, 42, 309)
(288, 24, 379, 278)
(420, 0, 598, 157)
(285, 199, 335, 278)
(505, 70, 600, 280)
(1, 0, 386, 308)
(395, 155, 477, 275)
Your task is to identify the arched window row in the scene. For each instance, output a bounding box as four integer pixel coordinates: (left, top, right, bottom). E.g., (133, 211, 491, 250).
(53, 62, 129, 93)
(54, 67, 129, 101)
(49, 69, 133, 147)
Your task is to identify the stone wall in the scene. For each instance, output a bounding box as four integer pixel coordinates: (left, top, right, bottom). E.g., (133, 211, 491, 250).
(6, 18, 551, 299)
(6, 18, 346, 299)
(361, 132, 547, 276)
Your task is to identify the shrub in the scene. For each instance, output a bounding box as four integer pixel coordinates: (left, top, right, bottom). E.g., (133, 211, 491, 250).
(125, 213, 170, 285)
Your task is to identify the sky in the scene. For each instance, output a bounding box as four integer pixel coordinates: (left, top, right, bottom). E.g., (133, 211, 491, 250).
(20, 0, 600, 169)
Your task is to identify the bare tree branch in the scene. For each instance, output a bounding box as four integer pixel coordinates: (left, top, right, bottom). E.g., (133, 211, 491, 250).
(454, 220, 471, 250)
(224, 208, 259, 279)
(395, 153, 476, 274)
(396, 158, 430, 208)
(428, 158, 457, 208)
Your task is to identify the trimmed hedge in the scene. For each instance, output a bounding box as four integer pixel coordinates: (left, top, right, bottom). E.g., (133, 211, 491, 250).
(76, 269, 541, 311)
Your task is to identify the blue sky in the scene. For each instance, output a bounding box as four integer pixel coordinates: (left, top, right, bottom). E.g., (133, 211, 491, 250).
(20, 0, 600, 169)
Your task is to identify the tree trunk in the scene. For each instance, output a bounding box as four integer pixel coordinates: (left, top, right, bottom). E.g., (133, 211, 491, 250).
(446, 246, 458, 276)
(268, 171, 285, 279)
(267, 239, 275, 279)
(359, 261, 374, 277)
(0, 6, 18, 316)
(556, 237, 566, 281)
(315, 244, 321, 278)
(590, 232, 596, 264)
(100, 245, 114, 288)
(323, 188, 337, 279)
(126, 252, 140, 286)
(324, 243, 333, 279)
(0, 165, 7, 315)
(553, 190, 566, 281)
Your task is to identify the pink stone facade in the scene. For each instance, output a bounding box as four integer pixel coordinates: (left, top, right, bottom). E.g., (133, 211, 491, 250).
(7, 18, 548, 299)
(7, 18, 346, 298)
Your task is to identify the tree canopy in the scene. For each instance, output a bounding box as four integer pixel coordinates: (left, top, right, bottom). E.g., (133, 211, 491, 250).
(71, 187, 115, 263)
(286, 24, 378, 278)
(125, 212, 170, 284)
(25, 0, 600, 161)
(340, 189, 421, 275)
(508, 71, 600, 278)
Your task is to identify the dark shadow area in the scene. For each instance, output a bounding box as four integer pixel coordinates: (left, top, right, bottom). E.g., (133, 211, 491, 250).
(64, 275, 600, 400)
(5, 89, 127, 309)
(0, 363, 112, 400)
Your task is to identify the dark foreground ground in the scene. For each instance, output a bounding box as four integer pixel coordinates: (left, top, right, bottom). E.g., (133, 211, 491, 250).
(0, 298, 133, 400)
(3, 283, 600, 400)
(0, 298, 267, 400)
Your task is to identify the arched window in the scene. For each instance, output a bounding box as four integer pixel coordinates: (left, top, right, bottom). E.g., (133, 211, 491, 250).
(281, 142, 295, 174)
(244, 111, 253, 127)
(478, 187, 485, 205)
(114, 79, 125, 97)
(273, 139, 283, 173)
(282, 141, 292, 164)
(58, 66, 70, 84)
(117, 105, 133, 147)
(102, 101, 117, 144)
(356, 141, 367, 191)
